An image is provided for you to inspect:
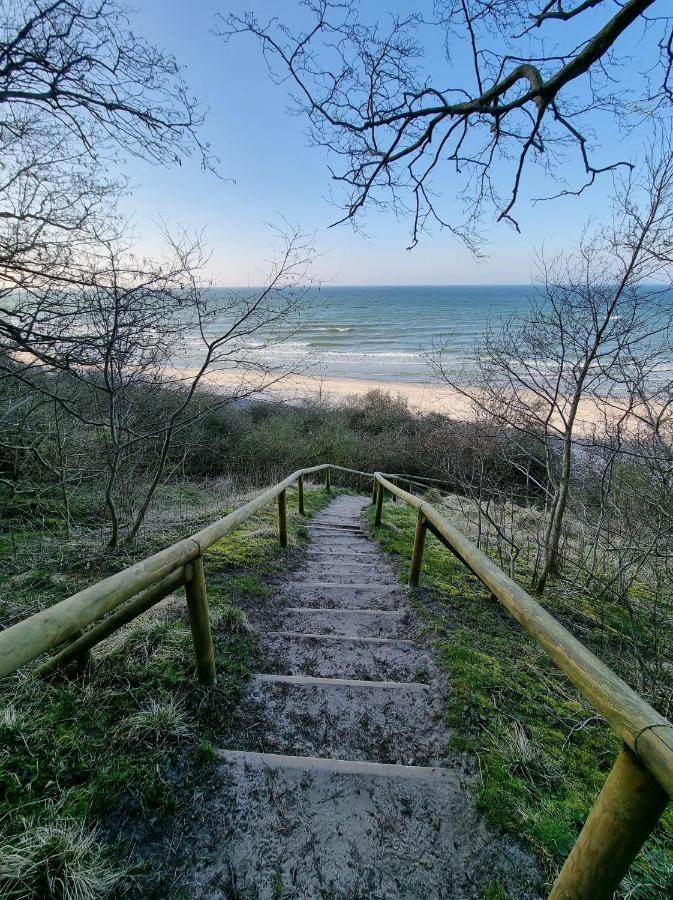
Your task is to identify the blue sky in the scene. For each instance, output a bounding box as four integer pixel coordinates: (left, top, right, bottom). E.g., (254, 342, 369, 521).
(122, 1, 650, 286)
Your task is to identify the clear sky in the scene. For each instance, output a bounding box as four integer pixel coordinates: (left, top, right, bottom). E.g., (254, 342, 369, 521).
(121, 1, 649, 286)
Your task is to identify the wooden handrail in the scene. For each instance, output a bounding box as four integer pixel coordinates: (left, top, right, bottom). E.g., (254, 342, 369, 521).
(373, 471, 672, 899)
(374, 474, 673, 793)
(0, 463, 357, 679)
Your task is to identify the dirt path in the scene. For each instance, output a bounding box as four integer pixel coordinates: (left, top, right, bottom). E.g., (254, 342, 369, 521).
(187, 495, 540, 898)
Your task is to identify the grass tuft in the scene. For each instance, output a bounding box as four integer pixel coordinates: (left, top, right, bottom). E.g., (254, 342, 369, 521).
(0, 813, 120, 900)
(211, 605, 253, 635)
(119, 698, 191, 750)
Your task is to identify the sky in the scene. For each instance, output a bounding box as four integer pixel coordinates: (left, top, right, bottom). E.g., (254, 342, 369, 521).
(120, 0, 654, 286)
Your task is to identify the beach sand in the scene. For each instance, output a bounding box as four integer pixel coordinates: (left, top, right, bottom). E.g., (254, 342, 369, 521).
(200, 370, 472, 415)
(196, 368, 633, 435)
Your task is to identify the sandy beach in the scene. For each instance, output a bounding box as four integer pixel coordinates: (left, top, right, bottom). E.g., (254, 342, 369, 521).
(199, 369, 472, 415)
(198, 368, 628, 433)
(268, 373, 470, 414)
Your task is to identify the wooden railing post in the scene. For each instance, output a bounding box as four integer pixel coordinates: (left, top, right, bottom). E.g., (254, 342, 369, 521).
(391, 476, 398, 502)
(278, 488, 288, 547)
(409, 510, 427, 587)
(371, 479, 377, 505)
(356, 473, 361, 493)
(374, 479, 384, 527)
(297, 474, 305, 516)
(184, 555, 216, 686)
(549, 745, 669, 900)
(325, 466, 331, 492)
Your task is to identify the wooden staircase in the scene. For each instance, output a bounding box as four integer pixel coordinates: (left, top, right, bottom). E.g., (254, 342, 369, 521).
(192, 494, 540, 898)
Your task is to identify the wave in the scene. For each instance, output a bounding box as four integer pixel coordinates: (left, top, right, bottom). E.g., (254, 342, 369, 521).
(310, 326, 353, 333)
(265, 345, 421, 360)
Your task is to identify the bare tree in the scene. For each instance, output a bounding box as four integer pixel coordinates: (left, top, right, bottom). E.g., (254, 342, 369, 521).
(430, 150, 673, 592)
(221, 0, 673, 247)
(2, 224, 317, 546)
(429, 413, 541, 576)
(0, 0, 213, 356)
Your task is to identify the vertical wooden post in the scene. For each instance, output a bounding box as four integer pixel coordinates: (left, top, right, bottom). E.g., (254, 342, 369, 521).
(371, 479, 377, 505)
(297, 474, 305, 516)
(184, 555, 216, 686)
(374, 479, 384, 527)
(278, 488, 288, 547)
(356, 473, 361, 494)
(325, 466, 331, 492)
(392, 476, 398, 502)
(409, 510, 427, 587)
(549, 745, 669, 900)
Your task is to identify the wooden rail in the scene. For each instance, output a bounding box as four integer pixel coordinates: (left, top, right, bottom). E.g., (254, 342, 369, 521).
(0, 463, 367, 682)
(1, 463, 671, 897)
(372, 472, 673, 899)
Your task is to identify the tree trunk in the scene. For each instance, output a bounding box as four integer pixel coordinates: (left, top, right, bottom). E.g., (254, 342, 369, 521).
(534, 402, 578, 593)
(105, 465, 121, 549)
(127, 427, 174, 542)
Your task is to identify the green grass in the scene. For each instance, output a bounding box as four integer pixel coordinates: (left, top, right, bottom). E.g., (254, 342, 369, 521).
(367, 500, 673, 899)
(0, 483, 332, 899)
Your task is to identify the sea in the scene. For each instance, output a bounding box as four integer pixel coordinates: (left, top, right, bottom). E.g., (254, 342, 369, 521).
(187, 285, 538, 384)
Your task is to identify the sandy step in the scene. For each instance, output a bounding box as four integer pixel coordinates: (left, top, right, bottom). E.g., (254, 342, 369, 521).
(305, 543, 380, 556)
(282, 580, 402, 591)
(262, 631, 433, 681)
(309, 521, 366, 530)
(282, 607, 410, 638)
(297, 568, 398, 585)
(307, 524, 365, 538)
(309, 521, 366, 529)
(279, 582, 404, 610)
(187, 749, 540, 900)
(309, 513, 364, 520)
(305, 549, 380, 561)
(303, 564, 397, 579)
(245, 674, 446, 764)
(308, 533, 371, 545)
(304, 558, 386, 569)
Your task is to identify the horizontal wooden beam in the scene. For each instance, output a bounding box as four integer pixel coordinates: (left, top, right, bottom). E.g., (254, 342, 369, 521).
(0, 537, 201, 678)
(33, 568, 187, 677)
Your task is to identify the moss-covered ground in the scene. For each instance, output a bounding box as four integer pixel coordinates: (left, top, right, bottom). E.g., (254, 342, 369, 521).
(0, 483, 331, 898)
(367, 500, 673, 900)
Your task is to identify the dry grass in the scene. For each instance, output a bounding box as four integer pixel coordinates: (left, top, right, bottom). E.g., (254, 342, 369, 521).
(211, 605, 253, 635)
(95, 617, 191, 668)
(0, 811, 120, 900)
(118, 698, 192, 750)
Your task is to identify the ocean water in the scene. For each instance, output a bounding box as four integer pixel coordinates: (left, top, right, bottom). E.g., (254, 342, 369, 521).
(203, 285, 537, 383)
